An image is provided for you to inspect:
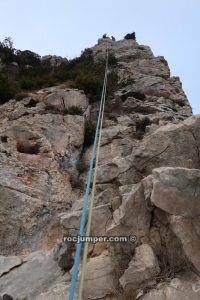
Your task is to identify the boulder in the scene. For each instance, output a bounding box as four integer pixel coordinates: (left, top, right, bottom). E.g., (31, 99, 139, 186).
(44, 88, 88, 112)
(0, 251, 64, 300)
(83, 251, 117, 299)
(84, 138, 134, 167)
(96, 156, 133, 184)
(119, 244, 160, 290)
(131, 115, 200, 177)
(53, 241, 74, 271)
(140, 271, 200, 300)
(170, 215, 200, 273)
(60, 210, 82, 233)
(107, 183, 151, 239)
(34, 283, 69, 300)
(91, 204, 112, 236)
(143, 167, 200, 217)
(100, 125, 132, 146)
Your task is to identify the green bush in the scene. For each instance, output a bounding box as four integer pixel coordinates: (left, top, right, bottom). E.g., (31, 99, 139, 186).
(45, 104, 83, 116)
(108, 53, 118, 66)
(69, 50, 105, 103)
(84, 119, 96, 147)
(0, 37, 16, 64)
(67, 106, 83, 115)
(16, 50, 41, 67)
(20, 77, 35, 90)
(0, 37, 119, 104)
(107, 70, 118, 98)
(53, 62, 70, 82)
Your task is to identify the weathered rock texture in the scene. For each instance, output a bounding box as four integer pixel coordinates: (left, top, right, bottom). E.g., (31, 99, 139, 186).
(0, 36, 199, 300)
(0, 88, 87, 255)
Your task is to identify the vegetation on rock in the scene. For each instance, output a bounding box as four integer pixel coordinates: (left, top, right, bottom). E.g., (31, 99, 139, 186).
(84, 119, 96, 146)
(0, 74, 16, 104)
(0, 38, 118, 105)
(124, 32, 136, 40)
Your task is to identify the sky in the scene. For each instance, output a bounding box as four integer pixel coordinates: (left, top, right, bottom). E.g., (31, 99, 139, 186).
(0, 0, 199, 114)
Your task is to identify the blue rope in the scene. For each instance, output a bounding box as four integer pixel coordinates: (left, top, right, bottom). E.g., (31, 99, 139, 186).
(68, 53, 108, 300)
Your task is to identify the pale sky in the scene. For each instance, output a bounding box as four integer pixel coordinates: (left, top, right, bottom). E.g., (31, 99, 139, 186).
(0, 0, 199, 113)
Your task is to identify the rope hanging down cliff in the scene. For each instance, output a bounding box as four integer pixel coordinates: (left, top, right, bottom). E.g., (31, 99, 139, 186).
(68, 45, 109, 300)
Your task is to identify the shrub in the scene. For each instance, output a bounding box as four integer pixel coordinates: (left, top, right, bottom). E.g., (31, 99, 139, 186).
(74, 73, 103, 103)
(0, 37, 119, 104)
(52, 62, 69, 82)
(107, 70, 118, 98)
(0, 76, 16, 104)
(70, 50, 105, 103)
(124, 32, 136, 41)
(20, 77, 36, 90)
(0, 37, 16, 64)
(84, 119, 96, 147)
(108, 53, 118, 66)
(16, 50, 41, 67)
(67, 106, 83, 115)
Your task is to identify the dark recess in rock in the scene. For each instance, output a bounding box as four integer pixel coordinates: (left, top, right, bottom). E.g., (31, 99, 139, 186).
(24, 99, 38, 108)
(16, 140, 40, 154)
(121, 91, 146, 102)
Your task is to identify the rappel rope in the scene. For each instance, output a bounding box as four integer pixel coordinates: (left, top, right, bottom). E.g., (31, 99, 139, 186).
(68, 45, 109, 300)
(77, 49, 108, 300)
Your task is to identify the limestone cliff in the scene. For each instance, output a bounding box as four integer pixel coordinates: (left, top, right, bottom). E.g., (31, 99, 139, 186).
(0, 36, 200, 300)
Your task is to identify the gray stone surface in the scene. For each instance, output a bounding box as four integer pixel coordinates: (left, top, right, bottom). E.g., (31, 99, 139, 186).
(120, 244, 160, 290)
(143, 167, 200, 217)
(170, 215, 200, 273)
(107, 183, 151, 238)
(0, 256, 22, 277)
(131, 115, 200, 178)
(44, 88, 88, 112)
(53, 241, 74, 271)
(83, 251, 116, 299)
(140, 271, 200, 300)
(34, 283, 70, 300)
(0, 251, 64, 300)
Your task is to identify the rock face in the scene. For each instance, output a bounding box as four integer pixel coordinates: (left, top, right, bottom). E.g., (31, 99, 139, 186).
(0, 87, 86, 255)
(0, 36, 199, 300)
